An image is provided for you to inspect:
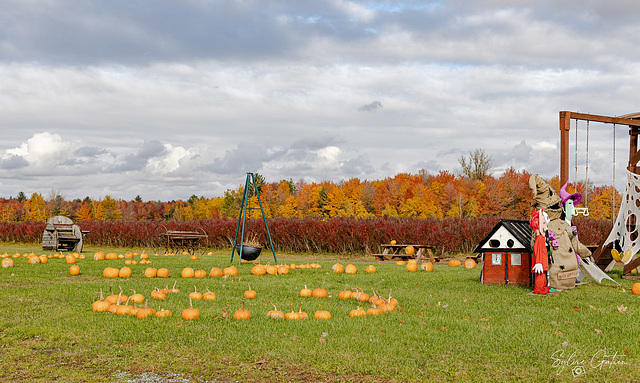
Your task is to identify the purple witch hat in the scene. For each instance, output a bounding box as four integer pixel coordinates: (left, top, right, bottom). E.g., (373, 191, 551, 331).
(560, 181, 582, 206)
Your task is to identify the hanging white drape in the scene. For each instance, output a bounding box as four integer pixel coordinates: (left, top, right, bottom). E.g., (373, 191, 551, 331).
(603, 170, 640, 264)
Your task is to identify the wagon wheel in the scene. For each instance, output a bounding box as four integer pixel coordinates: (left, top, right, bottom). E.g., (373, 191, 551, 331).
(151, 224, 170, 254)
(195, 227, 209, 255)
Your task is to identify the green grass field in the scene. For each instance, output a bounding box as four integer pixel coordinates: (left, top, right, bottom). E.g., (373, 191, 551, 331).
(1, 244, 639, 382)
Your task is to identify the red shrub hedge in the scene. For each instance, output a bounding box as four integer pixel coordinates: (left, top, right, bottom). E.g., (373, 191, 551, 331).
(0, 217, 612, 256)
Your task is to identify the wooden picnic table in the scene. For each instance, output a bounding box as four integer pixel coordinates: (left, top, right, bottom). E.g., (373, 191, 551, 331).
(373, 244, 438, 263)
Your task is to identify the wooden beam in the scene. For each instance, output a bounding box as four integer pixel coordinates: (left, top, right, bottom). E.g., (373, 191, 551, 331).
(559, 112, 571, 185)
(560, 111, 640, 185)
(560, 111, 640, 126)
(631, 127, 639, 167)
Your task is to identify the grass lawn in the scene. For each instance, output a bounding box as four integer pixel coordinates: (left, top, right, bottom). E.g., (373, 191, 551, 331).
(1, 243, 639, 382)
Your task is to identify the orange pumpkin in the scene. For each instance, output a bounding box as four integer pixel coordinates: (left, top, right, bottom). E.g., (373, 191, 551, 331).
(345, 264, 357, 274)
(266, 301, 285, 319)
(300, 285, 312, 297)
(297, 303, 308, 319)
(349, 307, 367, 318)
(332, 263, 345, 273)
(157, 268, 170, 278)
(69, 265, 80, 275)
(313, 310, 331, 320)
(405, 246, 415, 256)
(449, 259, 461, 267)
(203, 288, 217, 301)
(251, 264, 266, 276)
(194, 269, 207, 278)
(421, 262, 434, 272)
(155, 307, 172, 318)
(103, 267, 120, 278)
(312, 287, 328, 298)
(144, 267, 158, 278)
(119, 266, 132, 278)
(151, 288, 166, 301)
(182, 297, 200, 320)
(93, 251, 106, 261)
(209, 267, 223, 277)
(65, 254, 76, 264)
(223, 266, 239, 276)
(284, 308, 301, 321)
(632, 283, 640, 295)
(1, 258, 14, 268)
(464, 259, 476, 269)
(91, 290, 111, 312)
(390, 239, 397, 245)
(234, 301, 251, 320)
(188, 285, 203, 300)
(406, 260, 418, 272)
(338, 289, 352, 300)
(182, 267, 195, 278)
(365, 265, 376, 273)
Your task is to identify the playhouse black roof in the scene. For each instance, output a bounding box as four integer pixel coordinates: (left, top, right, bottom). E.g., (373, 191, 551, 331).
(473, 219, 532, 253)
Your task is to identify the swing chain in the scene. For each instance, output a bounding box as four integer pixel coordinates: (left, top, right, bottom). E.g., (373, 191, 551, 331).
(613, 123, 616, 220)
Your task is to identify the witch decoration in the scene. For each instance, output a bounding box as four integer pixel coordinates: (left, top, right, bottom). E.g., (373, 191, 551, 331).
(528, 175, 592, 293)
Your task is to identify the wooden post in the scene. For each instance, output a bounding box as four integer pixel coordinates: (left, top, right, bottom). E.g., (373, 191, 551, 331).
(630, 127, 639, 173)
(559, 111, 572, 185)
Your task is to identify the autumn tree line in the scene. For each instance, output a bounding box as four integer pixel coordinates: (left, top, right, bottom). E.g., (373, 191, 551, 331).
(0, 168, 621, 223)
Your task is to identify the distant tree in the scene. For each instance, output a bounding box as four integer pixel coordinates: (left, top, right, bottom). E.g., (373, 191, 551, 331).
(16, 191, 26, 203)
(101, 195, 122, 221)
(458, 148, 493, 181)
(251, 173, 266, 195)
(318, 186, 329, 216)
(23, 193, 48, 222)
(134, 195, 143, 202)
(187, 195, 199, 205)
(75, 201, 93, 221)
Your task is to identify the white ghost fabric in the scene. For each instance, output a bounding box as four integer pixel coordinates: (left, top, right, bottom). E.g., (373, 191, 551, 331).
(604, 170, 640, 264)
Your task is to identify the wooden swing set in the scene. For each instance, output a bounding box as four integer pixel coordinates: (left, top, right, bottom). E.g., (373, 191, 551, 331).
(559, 111, 640, 277)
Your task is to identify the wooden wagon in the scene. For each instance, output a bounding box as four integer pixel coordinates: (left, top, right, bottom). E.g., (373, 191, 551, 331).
(42, 215, 89, 253)
(156, 225, 208, 254)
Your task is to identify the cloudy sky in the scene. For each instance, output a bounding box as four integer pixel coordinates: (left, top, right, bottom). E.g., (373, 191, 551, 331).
(1, 0, 639, 202)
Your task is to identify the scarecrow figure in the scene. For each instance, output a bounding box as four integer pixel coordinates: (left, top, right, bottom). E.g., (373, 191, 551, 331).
(528, 175, 591, 291)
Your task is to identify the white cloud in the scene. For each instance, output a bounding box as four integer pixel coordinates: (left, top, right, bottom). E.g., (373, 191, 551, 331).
(147, 144, 190, 174)
(0, 1, 637, 200)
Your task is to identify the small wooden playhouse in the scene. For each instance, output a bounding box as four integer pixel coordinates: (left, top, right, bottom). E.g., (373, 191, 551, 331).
(474, 219, 533, 286)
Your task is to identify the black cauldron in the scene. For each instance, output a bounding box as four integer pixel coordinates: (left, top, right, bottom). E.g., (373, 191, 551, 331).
(236, 244, 262, 261)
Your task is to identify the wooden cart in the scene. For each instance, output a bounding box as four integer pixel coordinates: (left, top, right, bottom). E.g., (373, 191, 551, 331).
(157, 225, 208, 254)
(42, 216, 89, 253)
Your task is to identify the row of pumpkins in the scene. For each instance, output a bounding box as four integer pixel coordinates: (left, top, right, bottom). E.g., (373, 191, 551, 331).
(92, 279, 399, 321)
(1, 251, 86, 268)
(102, 262, 325, 279)
(394, 258, 476, 272)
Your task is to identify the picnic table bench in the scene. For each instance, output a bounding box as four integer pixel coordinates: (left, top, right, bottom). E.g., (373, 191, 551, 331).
(158, 226, 208, 254)
(373, 244, 439, 263)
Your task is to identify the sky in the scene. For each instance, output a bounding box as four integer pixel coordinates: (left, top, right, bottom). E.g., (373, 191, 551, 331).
(1, 0, 639, 202)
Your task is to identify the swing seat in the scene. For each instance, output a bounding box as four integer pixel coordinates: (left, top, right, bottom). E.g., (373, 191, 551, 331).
(575, 207, 589, 217)
(236, 244, 262, 261)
